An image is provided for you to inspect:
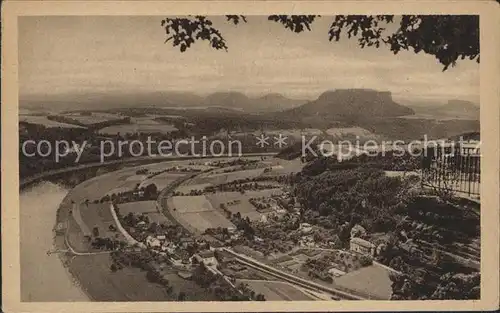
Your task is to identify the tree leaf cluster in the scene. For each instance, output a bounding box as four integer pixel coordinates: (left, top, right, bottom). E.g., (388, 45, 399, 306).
(162, 15, 479, 70)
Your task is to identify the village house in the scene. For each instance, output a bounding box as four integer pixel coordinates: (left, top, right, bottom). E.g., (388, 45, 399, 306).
(350, 237, 375, 256)
(170, 253, 183, 266)
(161, 241, 177, 253)
(209, 240, 224, 251)
(146, 235, 161, 249)
(328, 267, 346, 277)
(191, 250, 219, 267)
(276, 208, 288, 215)
(229, 233, 240, 241)
(260, 214, 268, 223)
(179, 237, 194, 248)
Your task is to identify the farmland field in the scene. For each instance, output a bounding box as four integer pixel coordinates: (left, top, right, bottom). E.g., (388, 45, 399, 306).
(260, 158, 305, 176)
(206, 192, 270, 221)
(332, 264, 392, 300)
(67, 202, 126, 252)
(71, 166, 152, 201)
(60, 112, 122, 125)
(19, 115, 87, 129)
(139, 172, 186, 190)
(292, 253, 311, 262)
(325, 127, 381, 140)
(236, 129, 323, 140)
(276, 259, 300, 268)
(169, 192, 236, 233)
(116, 201, 158, 215)
(72, 203, 91, 237)
(68, 253, 173, 301)
(177, 210, 235, 233)
(160, 273, 216, 300)
(238, 280, 314, 301)
(130, 117, 162, 125)
(144, 212, 171, 225)
(176, 183, 212, 193)
(109, 201, 172, 225)
(98, 123, 178, 135)
(123, 174, 149, 182)
(66, 213, 92, 252)
(105, 180, 142, 196)
(207, 192, 257, 213)
(190, 168, 265, 186)
(79, 202, 126, 240)
(172, 196, 214, 213)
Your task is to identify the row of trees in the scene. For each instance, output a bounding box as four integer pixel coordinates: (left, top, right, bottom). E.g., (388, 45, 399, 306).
(390, 271, 480, 300)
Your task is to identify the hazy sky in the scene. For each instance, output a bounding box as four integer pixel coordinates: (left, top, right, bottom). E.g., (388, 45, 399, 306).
(19, 16, 479, 102)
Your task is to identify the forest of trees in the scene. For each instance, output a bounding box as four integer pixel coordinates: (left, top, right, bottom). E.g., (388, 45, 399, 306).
(291, 155, 480, 299)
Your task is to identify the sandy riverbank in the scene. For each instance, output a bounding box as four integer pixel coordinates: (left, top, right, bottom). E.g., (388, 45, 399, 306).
(20, 182, 89, 302)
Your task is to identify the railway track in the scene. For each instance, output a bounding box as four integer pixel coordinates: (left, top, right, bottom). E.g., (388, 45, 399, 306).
(222, 248, 367, 300)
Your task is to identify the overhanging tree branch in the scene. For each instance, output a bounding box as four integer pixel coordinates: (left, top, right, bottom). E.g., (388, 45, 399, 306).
(161, 15, 479, 71)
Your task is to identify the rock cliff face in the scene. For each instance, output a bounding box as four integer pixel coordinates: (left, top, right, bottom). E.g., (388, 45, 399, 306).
(285, 89, 414, 119)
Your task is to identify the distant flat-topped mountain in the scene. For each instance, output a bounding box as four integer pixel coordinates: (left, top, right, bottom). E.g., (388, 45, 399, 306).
(441, 100, 479, 115)
(282, 89, 414, 121)
(402, 99, 479, 120)
(203, 92, 305, 112)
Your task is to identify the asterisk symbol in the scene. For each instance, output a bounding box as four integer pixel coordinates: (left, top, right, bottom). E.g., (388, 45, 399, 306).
(255, 134, 270, 148)
(273, 134, 288, 148)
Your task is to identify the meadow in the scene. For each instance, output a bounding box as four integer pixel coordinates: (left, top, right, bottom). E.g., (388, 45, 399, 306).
(61, 112, 123, 125)
(170, 195, 235, 233)
(20, 115, 87, 128)
(68, 253, 172, 301)
(97, 123, 178, 135)
(176, 183, 212, 194)
(206, 191, 282, 221)
(172, 196, 214, 214)
(332, 264, 392, 300)
(139, 172, 186, 190)
(117, 201, 158, 215)
(189, 168, 266, 186)
(177, 210, 235, 233)
(325, 126, 380, 140)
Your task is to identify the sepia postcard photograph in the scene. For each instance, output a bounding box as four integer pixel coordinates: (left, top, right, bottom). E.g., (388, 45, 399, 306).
(2, 1, 499, 312)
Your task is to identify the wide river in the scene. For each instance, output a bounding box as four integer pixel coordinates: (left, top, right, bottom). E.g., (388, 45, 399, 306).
(20, 182, 89, 302)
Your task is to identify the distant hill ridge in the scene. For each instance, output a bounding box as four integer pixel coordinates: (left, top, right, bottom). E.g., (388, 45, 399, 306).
(402, 99, 479, 120)
(20, 91, 306, 113)
(203, 91, 305, 112)
(283, 88, 414, 120)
